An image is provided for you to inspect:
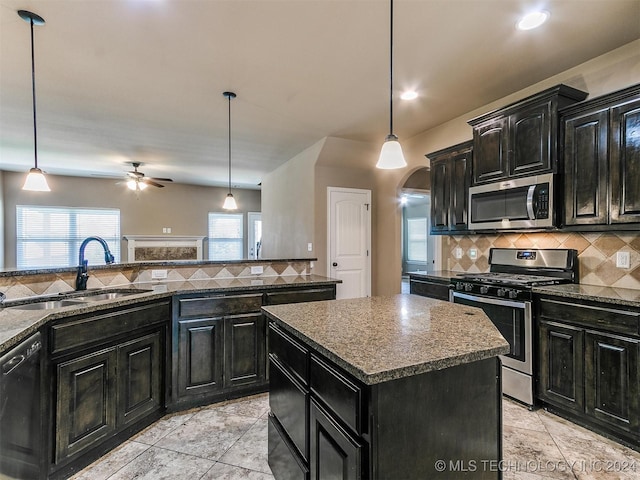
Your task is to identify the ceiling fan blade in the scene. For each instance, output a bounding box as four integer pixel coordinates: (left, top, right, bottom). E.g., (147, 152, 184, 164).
(147, 177, 173, 182)
(127, 171, 144, 177)
(141, 179, 165, 188)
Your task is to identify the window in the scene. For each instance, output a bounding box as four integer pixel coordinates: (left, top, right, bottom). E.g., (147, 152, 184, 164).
(208, 213, 243, 260)
(16, 206, 121, 268)
(406, 217, 428, 262)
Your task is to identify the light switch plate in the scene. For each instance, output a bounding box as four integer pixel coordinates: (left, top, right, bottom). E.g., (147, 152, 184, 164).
(454, 247, 463, 259)
(307, 243, 313, 252)
(616, 251, 631, 269)
(251, 266, 263, 275)
(151, 269, 168, 279)
(469, 248, 478, 259)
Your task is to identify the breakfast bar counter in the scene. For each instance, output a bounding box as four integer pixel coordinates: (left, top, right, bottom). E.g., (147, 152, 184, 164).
(263, 294, 509, 480)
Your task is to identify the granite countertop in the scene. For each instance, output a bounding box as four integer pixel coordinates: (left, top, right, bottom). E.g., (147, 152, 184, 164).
(0, 274, 339, 352)
(533, 284, 640, 308)
(263, 294, 510, 385)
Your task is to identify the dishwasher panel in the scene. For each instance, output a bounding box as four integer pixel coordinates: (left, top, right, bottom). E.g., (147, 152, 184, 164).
(0, 332, 43, 480)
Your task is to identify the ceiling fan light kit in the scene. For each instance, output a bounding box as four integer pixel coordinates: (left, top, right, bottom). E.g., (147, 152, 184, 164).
(19, 10, 51, 192)
(125, 162, 173, 191)
(376, 0, 407, 170)
(222, 91, 238, 210)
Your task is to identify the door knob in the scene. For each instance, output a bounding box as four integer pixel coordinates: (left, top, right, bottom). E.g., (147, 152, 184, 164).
(332, 262, 338, 267)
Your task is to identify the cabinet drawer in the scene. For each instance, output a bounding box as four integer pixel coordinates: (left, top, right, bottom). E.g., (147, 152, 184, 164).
(409, 279, 451, 301)
(269, 355, 308, 461)
(177, 293, 262, 318)
(539, 298, 640, 337)
(265, 288, 335, 305)
(310, 355, 363, 435)
(51, 301, 169, 355)
(269, 322, 309, 386)
(268, 414, 308, 480)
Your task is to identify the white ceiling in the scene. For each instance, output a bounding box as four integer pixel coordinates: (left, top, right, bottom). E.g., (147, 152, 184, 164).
(1, 0, 639, 189)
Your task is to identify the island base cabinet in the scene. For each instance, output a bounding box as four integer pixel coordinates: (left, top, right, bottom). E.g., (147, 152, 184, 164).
(310, 399, 362, 480)
(268, 414, 309, 480)
(55, 347, 117, 464)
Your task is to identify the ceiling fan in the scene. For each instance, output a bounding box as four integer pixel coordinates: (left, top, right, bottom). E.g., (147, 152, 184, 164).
(125, 162, 173, 191)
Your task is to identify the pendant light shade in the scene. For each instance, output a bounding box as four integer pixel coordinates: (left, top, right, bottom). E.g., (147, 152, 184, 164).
(376, 0, 406, 170)
(222, 91, 237, 210)
(19, 10, 50, 192)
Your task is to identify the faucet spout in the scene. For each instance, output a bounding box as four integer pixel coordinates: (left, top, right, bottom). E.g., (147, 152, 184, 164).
(75, 236, 115, 290)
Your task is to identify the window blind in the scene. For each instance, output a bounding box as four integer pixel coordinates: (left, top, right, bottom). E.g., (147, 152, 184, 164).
(16, 205, 121, 268)
(208, 213, 244, 260)
(407, 217, 428, 262)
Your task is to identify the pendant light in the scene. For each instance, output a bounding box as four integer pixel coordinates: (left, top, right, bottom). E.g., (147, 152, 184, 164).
(376, 0, 407, 170)
(19, 10, 50, 192)
(222, 91, 238, 210)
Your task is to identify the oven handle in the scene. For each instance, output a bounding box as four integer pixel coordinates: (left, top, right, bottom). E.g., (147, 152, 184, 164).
(451, 291, 528, 310)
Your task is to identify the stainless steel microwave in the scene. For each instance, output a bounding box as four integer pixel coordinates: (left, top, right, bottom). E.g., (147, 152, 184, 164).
(468, 173, 554, 230)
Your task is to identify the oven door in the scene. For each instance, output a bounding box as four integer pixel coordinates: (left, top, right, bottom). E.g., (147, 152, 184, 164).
(450, 291, 532, 375)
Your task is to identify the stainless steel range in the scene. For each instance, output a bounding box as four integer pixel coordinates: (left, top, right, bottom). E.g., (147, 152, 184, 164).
(450, 248, 578, 407)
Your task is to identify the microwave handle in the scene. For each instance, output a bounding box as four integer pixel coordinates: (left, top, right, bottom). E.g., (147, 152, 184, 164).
(526, 185, 536, 219)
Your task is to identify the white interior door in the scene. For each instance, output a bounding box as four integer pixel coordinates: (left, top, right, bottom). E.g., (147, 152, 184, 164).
(328, 187, 371, 299)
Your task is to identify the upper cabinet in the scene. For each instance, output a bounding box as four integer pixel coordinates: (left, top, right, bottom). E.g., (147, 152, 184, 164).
(468, 85, 588, 185)
(427, 141, 472, 234)
(561, 84, 640, 228)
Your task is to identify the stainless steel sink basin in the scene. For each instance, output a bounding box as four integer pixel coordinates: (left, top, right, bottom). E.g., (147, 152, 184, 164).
(71, 291, 143, 302)
(8, 299, 88, 310)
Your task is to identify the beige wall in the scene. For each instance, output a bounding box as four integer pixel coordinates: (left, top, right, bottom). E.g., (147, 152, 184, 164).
(260, 139, 322, 259)
(0, 170, 4, 268)
(2, 171, 261, 267)
(373, 40, 640, 296)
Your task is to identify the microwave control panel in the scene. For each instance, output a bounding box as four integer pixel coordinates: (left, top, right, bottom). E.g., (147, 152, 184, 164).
(534, 184, 549, 219)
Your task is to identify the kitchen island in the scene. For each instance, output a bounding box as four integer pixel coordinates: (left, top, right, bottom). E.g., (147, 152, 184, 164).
(263, 294, 510, 480)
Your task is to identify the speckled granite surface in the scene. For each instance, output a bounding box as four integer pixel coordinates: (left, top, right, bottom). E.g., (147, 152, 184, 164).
(0, 275, 339, 352)
(263, 294, 510, 385)
(534, 284, 640, 308)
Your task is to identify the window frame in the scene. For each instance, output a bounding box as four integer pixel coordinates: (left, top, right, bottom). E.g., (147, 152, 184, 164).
(207, 212, 244, 261)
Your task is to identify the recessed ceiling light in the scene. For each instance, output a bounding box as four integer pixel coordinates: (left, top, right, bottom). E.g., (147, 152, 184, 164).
(400, 90, 418, 100)
(517, 10, 550, 30)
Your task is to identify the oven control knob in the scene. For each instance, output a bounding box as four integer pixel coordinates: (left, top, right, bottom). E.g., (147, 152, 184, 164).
(464, 283, 473, 292)
(508, 290, 519, 299)
(496, 288, 506, 297)
(480, 286, 489, 294)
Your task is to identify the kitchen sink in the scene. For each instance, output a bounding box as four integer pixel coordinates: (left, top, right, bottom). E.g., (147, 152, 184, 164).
(70, 291, 146, 302)
(8, 299, 88, 310)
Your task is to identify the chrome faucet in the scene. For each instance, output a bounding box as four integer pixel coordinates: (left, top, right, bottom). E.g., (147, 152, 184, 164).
(75, 236, 115, 290)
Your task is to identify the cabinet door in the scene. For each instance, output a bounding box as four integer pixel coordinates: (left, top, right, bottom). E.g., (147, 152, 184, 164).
(177, 317, 224, 398)
(117, 331, 163, 428)
(610, 97, 640, 224)
(55, 347, 117, 464)
(430, 157, 450, 232)
(509, 102, 553, 177)
(538, 321, 584, 412)
(472, 117, 509, 184)
(563, 108, 609, 225)
(585, 331, 640, 434)
(449, 149, 471, 231)
(224, 313, 265, 388)
(309, 399, 362, 480)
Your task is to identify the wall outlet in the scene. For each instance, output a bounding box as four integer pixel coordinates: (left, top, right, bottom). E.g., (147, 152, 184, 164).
(616, 251, 631, 269)
(250, 266, 263, 275)
(469, 248, 478, 259)
(151, 269, 168, 279)
(162, 227, 172, 234)
(308, 243, 313, 252)
(454, 247, 463, 259)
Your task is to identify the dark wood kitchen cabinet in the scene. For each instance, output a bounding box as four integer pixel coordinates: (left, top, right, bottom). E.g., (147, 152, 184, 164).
(427, 140, 472, 234)
(409, 274, 451, 301)
(562, 84, 640, 228)
(468, 84, 587, 185)
(172, 292, 266, 408)
(537, 295, 640, 446)
(49, 300, 169, 476)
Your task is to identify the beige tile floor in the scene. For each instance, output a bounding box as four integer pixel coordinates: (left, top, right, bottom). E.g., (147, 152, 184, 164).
(72, 393, 640, 480)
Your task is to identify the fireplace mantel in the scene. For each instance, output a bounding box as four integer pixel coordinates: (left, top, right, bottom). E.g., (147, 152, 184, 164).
(123, 235, 205, 262)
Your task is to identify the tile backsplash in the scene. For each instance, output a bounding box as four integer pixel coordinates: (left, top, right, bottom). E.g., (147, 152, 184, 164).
(446, 232, 640, 290)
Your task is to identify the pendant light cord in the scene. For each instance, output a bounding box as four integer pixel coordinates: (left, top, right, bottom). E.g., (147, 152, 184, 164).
(389, 0, 394, 136)
(29, 17, 39, 169)
(227, 94, 232, 194)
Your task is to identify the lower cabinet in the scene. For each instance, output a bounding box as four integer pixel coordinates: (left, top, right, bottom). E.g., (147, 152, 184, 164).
(537, 296, 640, 445)
(409, 275, 451, 301)
(49, 301, 169, 476)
